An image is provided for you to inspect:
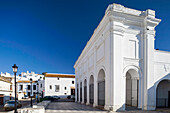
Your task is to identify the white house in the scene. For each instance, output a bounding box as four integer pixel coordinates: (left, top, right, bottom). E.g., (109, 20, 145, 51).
(0, 77, 12, 105)
(0, 72, 12, 78)
(16, 71, 44, 99)
(74, 3, 170, 111)
(45, 73, 75, 97)
(38, 80, 45, 98)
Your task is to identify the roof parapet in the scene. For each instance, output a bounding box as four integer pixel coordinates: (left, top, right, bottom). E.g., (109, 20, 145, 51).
(105, 3, 156, 18)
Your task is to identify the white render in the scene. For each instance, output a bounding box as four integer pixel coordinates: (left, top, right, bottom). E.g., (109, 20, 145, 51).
(0, 79, 12, 104)
(74, 3, 170, 111)
(38, 80, 45, 98)
(0, 72, 12, 77)
(45, 73, 75, 96)
(16, 71, 44, 99)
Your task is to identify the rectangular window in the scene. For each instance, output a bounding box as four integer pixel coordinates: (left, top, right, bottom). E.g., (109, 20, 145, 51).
(55, 85, 59, 92)
(10, 85, 12, 90)
(33, 85, 36, 90)
(28, 92, 30, 96)
(72, 81, 74, 84)
(41, 84, 42, 88)
(49, 85, 52, 89)
(28, 85, 30, 90)
(19, 85, 23, 91)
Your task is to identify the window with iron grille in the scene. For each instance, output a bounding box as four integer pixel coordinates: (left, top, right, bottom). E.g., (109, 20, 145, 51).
(49, 85, 52, 89)
(19, 85, 23, 91)
(28, 85, 30, 90)
(33, 85, 36, 90)
(55, 85, 59, 92)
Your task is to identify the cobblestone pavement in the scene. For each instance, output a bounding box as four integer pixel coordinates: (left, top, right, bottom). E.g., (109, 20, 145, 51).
(46, 102, 170, 113)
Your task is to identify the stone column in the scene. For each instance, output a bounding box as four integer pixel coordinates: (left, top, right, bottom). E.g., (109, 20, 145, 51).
(93, 76, 98, 107)
(131, 78, 138, 107)
(93, 47, 98, 107)
(86, 78, 90, 105)
(78, 82, 81, 103)
(82, 80, 84, 104)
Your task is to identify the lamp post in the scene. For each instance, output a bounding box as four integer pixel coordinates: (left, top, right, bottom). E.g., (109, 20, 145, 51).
(12, 64, 18, 113)
(30, 78, 33, 107)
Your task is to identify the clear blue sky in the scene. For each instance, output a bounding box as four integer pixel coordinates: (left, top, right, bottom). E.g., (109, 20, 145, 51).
(0, 0, 169, 75)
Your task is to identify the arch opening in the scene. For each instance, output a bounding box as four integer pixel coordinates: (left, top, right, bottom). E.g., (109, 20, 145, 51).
(80, 82, 82, 102)
(125, 69, 139, 109)
(77, 84, 79, 102)
(89, 75, 94, 104)
(98, 69, 105, 106)
(156, 80, 170, 108)
(84, 79, 87, 103)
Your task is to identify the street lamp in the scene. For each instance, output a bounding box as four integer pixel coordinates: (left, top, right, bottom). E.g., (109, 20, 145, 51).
(12, 64, 18, 113)
(30, 78, 33, 107)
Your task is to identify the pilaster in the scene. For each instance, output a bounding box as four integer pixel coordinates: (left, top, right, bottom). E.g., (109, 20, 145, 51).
(78, 82, 80, 103)
(142, 9, 161, 110)
(75, 78, 77, 102)
(111, 20, 125, 111)
(82, 80, 84, 104)
(86, 78, 90, 105)
(93, 47, 98, 107)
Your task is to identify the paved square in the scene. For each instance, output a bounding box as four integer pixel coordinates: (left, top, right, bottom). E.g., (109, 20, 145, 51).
(45, 102, 107, 113)
(45, 102, 170, 113)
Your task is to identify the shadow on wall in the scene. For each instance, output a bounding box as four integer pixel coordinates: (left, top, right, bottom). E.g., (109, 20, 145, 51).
(154, 73, 170, 108)
(114, 73, 170, 111)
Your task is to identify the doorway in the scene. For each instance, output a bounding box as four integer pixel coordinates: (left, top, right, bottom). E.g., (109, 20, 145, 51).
(125, 69, 139, 109)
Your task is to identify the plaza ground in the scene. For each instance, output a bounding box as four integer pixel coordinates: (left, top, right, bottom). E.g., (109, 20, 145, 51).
(0, 98, 169, 113)
(45, 101, 170, 113)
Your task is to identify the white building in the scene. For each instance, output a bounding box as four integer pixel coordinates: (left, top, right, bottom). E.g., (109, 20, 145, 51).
(38, 80, 45, 98)
(45, 73, 75, 96)
(16, 71, 44, 99)
(74, 3, 170, 111)
(0, 77, 12, 105)
(0, 72, 12, 78)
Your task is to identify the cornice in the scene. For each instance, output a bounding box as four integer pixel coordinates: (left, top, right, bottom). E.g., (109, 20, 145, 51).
(146, 17, 161, 28)
(105, 3, 142, 16)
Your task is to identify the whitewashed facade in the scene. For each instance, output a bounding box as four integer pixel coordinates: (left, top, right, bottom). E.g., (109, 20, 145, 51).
(0, 77, 12, 104)
(74, 4, 170, 111)
(38, 80, 45, 98)
(16, 71, 44, 99)
(45, 73, 75, 96)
